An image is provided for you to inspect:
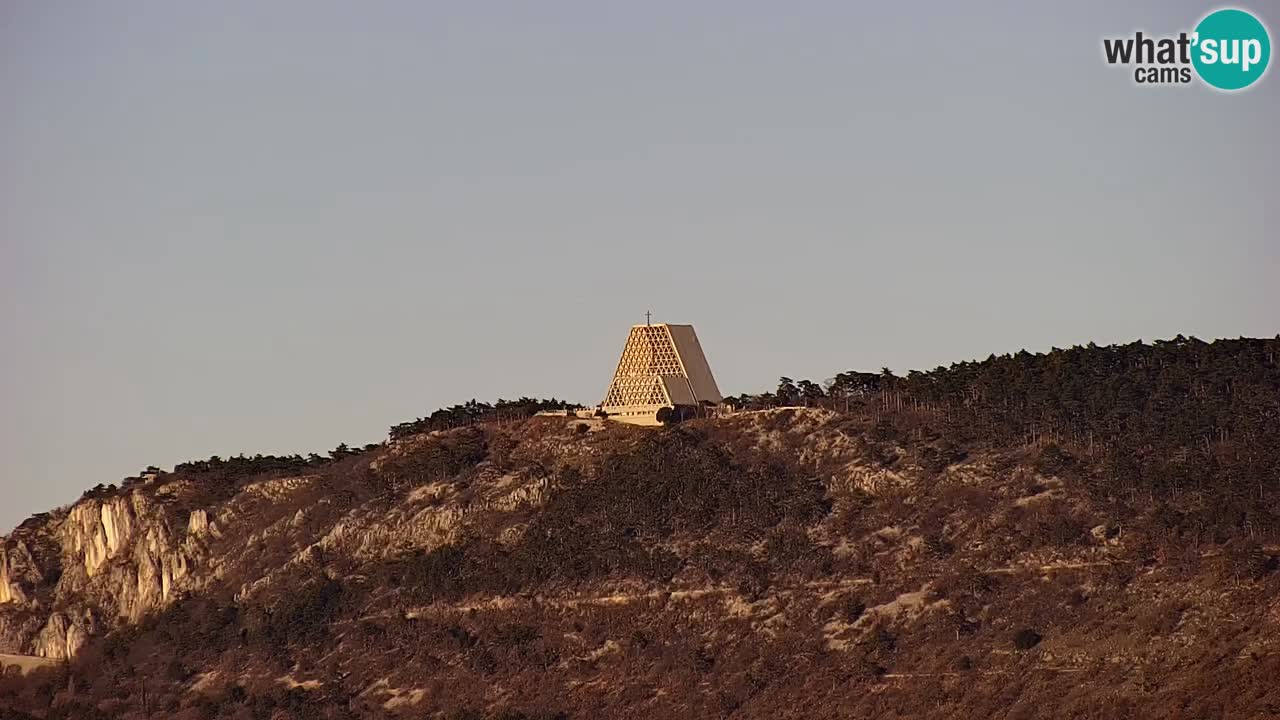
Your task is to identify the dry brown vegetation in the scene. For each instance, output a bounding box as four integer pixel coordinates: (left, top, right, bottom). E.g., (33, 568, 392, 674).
(3, 338, 1280, 719)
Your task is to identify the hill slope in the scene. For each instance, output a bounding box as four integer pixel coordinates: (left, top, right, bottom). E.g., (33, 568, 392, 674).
(2, 338, 1279, 719)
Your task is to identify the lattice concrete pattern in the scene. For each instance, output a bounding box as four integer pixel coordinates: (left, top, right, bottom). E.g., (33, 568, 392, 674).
(601, 323, 722, 425)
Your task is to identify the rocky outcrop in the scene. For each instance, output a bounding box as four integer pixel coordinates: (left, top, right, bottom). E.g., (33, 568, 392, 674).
(0, 544, 31, 605)
(0, 491, 209, 657)
(5, 423, 575, 644)
(33, 611, 92, 659)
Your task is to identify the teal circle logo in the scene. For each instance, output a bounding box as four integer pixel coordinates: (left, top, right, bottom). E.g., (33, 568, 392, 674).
(1192, 9, 1271, 90)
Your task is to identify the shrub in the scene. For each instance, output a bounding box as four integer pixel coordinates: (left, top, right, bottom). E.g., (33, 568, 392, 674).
(842, 597, 866, 623)
(1012, 628, 1042, 650)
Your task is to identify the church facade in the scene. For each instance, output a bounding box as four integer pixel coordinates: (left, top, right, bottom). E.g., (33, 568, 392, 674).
(600, 322, 723, 426)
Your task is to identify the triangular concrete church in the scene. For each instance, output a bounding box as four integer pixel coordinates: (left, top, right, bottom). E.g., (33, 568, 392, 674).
(600, 320, 722, 425)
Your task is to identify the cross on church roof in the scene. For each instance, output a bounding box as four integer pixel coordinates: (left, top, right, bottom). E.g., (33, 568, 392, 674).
(600, 320, 724, 421)
(645, 310, 652, 326)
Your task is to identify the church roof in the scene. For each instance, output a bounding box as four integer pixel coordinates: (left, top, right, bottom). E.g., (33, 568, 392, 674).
(601, 323, 722, 411)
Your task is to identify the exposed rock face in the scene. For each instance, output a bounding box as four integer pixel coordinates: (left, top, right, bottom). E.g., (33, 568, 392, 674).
(33, 612, 91, 660)
(2, 411, 1278, 719)
(0, 422, 571, 661)
(0, 545, 30, 605)
(1, 492, 205, 657)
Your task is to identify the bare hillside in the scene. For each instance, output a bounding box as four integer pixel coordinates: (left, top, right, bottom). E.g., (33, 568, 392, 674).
(3, 337, 1280, 719)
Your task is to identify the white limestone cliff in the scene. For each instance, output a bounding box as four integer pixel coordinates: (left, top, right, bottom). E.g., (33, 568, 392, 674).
(0, 491, 208, 657)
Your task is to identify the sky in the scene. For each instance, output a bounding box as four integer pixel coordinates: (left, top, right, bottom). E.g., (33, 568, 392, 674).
(2, 1, 1277, 532)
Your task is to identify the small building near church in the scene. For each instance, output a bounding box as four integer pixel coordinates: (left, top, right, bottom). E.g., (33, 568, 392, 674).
(600, 321, 723, 426)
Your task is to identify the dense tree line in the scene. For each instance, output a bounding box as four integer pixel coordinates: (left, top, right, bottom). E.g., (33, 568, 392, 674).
(5, 348, 1280, 718)
(62, 337, 1280, 544)
(150, 396, 577, 493)
(54, 399, 578, 520)
(376, 426, 828, 603)
(388, 398, 580, 440)
(168, 445, 379, 483)
(728, 336, 1280, 538)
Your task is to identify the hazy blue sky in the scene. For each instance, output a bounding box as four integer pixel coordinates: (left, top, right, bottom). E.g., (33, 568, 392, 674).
(2, 1, 1277, 531)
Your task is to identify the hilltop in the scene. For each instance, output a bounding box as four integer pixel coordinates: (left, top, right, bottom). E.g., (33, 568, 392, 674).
(2, 337, 1279, 719)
